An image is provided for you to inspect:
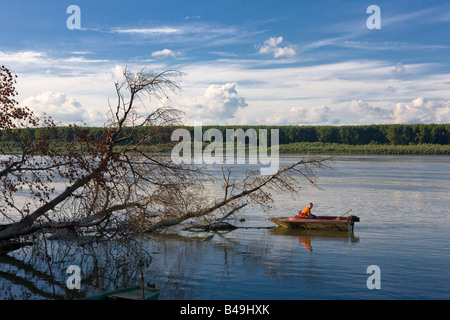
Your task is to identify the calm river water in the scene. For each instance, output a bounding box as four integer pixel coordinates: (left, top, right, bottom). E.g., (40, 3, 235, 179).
(1, 155, 449, 300)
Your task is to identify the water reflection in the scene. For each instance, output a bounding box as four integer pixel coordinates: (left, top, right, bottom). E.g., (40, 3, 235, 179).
(0, 227, 361, 300)
(269, 228, 360, 252)
(0, 236, 154, 300)
(0, 254, 68, 300)
(1, 155, 448, 299)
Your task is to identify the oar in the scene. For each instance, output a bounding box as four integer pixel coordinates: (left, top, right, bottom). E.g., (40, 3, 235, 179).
(336, 209, 352, 219)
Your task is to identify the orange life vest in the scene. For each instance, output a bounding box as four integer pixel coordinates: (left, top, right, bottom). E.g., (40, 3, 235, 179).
(299, 206, 311, 218)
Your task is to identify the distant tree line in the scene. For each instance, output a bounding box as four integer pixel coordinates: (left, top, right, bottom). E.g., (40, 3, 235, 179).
(1, 123, 449, 147)
(276, 124, 449, 145)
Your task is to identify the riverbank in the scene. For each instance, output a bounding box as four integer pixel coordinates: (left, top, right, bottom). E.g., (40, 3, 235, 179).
(277, 142, 450, 155)
(112, 142, 450, 156)
(2, 141, 449, 155)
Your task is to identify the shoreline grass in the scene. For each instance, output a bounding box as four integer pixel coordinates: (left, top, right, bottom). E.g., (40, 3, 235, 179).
(277, 142, 450, 155)
(116, 141, 450, 156)
(2, 141, 449, 156)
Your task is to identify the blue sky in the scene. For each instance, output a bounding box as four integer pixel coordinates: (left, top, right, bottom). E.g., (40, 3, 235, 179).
(1, 0, 450, 126)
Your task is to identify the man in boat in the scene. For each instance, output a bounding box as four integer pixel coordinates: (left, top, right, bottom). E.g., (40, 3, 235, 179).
(299, 203, 316, 219)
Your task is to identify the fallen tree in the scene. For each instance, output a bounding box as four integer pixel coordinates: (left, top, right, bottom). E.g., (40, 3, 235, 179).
(0, 65, 331, 252)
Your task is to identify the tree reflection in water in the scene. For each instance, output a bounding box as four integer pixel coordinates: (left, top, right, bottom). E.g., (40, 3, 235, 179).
(0, 228, 360, 300)
(0, 235, 153, 300)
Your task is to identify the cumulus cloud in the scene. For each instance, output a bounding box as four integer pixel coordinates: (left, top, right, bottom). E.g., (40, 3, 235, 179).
(258, 36, 296, 58)
(264, 97, 449, 126)
(23, 91, 103, 124)
(347, 99, 393, 123)
(151, 49, 181, 58)
(111, 65, 125, 81)
(181, 83, 248, 123)
(266, 105, 338, 125)
(393, 97, 450, 124)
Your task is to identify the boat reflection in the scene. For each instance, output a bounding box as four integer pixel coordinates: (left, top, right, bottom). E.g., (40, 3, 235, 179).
(269, 228, 360, 252)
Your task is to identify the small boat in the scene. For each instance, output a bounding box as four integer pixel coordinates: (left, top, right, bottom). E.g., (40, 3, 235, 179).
(268, 215, 360, 231)
(80, 286, 161, 300)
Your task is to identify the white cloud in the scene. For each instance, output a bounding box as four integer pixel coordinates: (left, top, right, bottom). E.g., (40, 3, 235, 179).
(180, 83, 248, 124)
(69, 51, 95, 55)
(113, 27, 181, 35)
(347, 100, 393, 123)
(265, 97, 450, 126)
(109, 24, 246, 47)
(151, 49, 181, 58)
(111, 65, 125, 82)
(278, 98, 450, 126)
(61, 56, 110, 64)
(0, 50, 110, 66)
(258, 36, 296, 58)
(266, 105, 337, 125)
(393, 97, 450, 124)
(0, 51, 48, 66)
(5, 48, 450, 127)
(23, 91, 103, 124)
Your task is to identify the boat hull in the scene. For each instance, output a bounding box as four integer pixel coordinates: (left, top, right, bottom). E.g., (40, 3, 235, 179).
(268, 215, 360, 231)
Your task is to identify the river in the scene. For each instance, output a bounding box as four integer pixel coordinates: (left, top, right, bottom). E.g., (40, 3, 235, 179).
(0, 155, 449, 300)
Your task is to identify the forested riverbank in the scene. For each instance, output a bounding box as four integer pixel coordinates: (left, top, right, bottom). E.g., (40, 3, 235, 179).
(1, 123, 449, 155)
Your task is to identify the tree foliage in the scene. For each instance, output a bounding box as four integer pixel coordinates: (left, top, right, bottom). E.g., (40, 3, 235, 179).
(4, 123, 447, 148)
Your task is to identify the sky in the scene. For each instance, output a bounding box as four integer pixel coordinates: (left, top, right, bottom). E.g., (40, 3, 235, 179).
(1, 0, 450, 126)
